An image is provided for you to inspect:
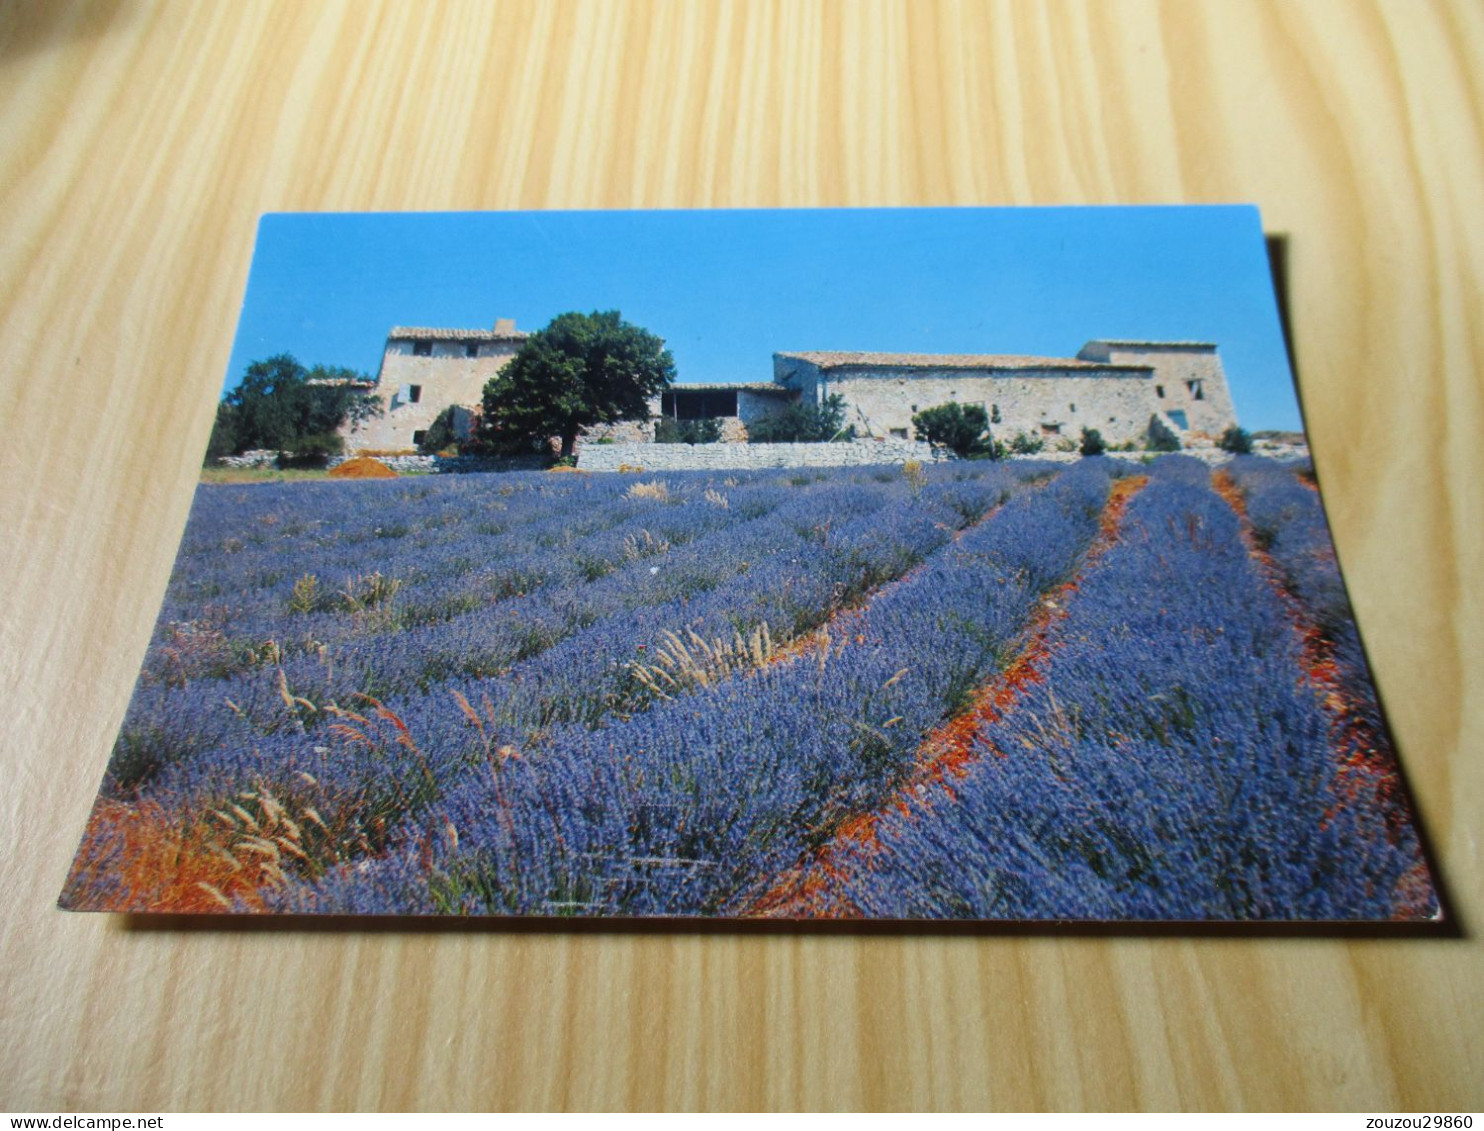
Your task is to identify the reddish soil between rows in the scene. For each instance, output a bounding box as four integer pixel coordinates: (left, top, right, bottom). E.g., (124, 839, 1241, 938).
(1210, 469, 1431, 917)
(744, 474, 1149, 919)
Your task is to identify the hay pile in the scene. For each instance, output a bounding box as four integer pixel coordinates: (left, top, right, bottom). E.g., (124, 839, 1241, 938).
(328, 457, 397, 479)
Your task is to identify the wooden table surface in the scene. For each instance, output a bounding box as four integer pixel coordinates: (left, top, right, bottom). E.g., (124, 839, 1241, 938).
(2, 0, 1481, 1112)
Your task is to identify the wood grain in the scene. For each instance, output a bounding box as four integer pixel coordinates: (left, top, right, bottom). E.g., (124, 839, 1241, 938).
(1, 0, 1481, 1111)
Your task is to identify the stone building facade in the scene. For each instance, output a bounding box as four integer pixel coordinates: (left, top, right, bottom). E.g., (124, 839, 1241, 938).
(344, 319, 528, 451)
(1074, 340, 1236, 437)
(342, 321, 1237, 454)
(772, 340, 1236, 447)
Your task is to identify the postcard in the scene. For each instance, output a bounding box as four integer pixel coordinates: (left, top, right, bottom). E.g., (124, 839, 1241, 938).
(60, 207, 1438, 920)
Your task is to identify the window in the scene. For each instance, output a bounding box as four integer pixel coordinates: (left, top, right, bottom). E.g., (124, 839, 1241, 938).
(465, 342, 479, 358)
(1156, 384, 1165, 398)
(889, 428, 909, 440)
(1041, 422, 1061, 436)
(910, 404, 918, 413)
(1167, 410, 1189, 429)
(412, 430, 427, 446)
(1069, 403, 1076, 413)
(1186, 379, 1205, 400)
(408, 384, 422, 404)
(412, 340, 432, 357)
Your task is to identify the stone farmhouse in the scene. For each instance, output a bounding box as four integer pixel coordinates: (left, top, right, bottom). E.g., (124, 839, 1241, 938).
(344, 318, 1237, 452)
(768, 340, 1237, 446)
(344, 319, 529, 451)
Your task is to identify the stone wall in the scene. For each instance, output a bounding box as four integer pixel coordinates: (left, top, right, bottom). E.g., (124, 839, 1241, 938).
(577, 437, 948, 472)
(581, 419, 655, 444)
(217, 450, 281, 468)
(824, 368, 1157, 446)
(326, 453, 549, 474)
(215, 451, 548, 474)
(218, 437, 1309, 476)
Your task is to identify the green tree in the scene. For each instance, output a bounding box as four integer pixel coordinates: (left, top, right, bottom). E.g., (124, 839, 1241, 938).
(205, 408, 240, 462)
(1218, 425, 1254, 455)
(480, 311, 676, 460)
(207, 355, 380, 463)
(1079, 426, 1106, 456)
(1145, 414, 1182, 452)
(747, 393, 854, 443)
(911, 402, 993, 457)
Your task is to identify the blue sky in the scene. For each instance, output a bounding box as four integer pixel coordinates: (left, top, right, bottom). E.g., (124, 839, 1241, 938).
(227, 206, 1300, 431)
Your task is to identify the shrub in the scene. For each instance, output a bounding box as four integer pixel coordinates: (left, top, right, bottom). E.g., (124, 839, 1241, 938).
(288, 573, 321, 613)
(418, 406, 466, 454)
(911, 402, 993, 457)
(655, 417, 723, 445)
(1008, 433, 1044, 455)
(1145, 415, 1181, 452)
(748, 394, 854, 443)
(276, 432, 343, 468)
(1218, 426, 1254, 455)
(1079, 427, 1106, 457)
(901, 459, 928, 497)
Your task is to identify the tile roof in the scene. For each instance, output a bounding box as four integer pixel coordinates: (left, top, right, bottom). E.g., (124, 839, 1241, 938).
(1081, 339, 1217, 349)
(775, 350, 1152, 373)
(669, 382, 792, 393)
(389, 326, 530, 341)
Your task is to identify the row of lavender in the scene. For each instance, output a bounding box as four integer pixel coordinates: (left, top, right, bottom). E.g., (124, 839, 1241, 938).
(150, 471, 794, 682)
(70, 462, 1049, 910)
(273, 460, 1120, 915)
(846, 458, 1430, 920)
(111, 464, 1033, 797)
(1223, 458, 1384, 746)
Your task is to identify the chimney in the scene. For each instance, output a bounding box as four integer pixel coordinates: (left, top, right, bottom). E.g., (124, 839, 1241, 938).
(494, 318, 517, 335)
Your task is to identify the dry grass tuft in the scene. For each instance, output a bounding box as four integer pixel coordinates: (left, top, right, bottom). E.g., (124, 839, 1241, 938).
(625, 480, 671, 502)
(340, 571, 401, 613)
(622, 528, 670, 561)
(60, 792, 316, 913)
(628, 623, 774, 699)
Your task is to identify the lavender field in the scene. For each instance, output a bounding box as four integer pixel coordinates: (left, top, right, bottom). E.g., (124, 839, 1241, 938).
(61, 457, 1436, 920)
